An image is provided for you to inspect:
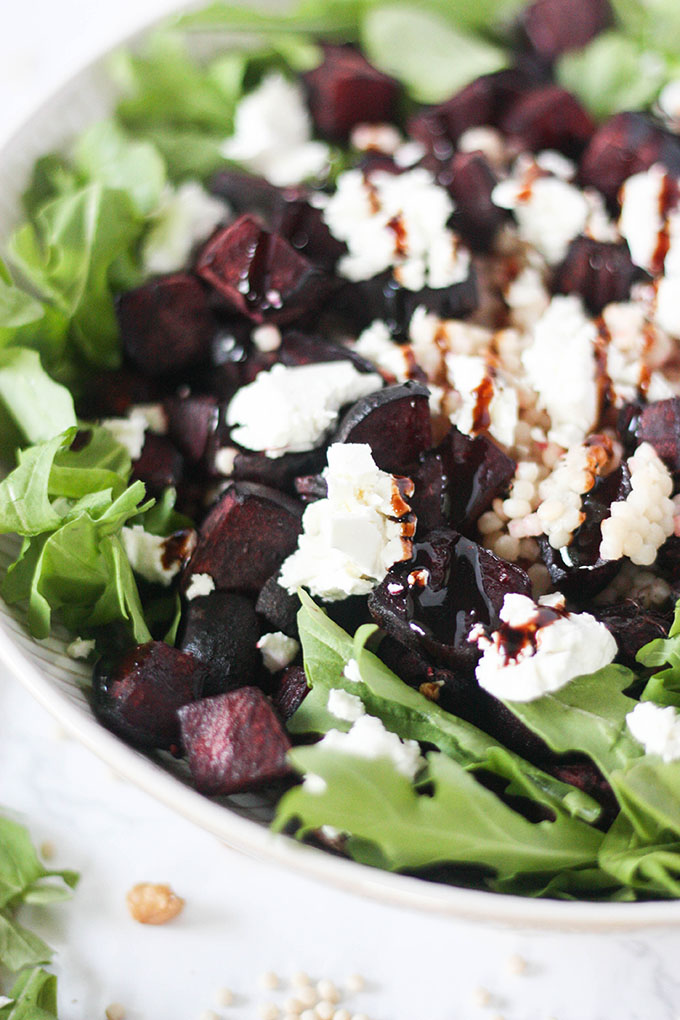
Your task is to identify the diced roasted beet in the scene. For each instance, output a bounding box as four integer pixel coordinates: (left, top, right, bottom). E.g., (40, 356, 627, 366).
(117, 273, 216, 376)
(636, 398, 680, 482)
(539, 463, 631, 599)
(553, 237, 637, 315)
(232, 447, 327, 494)
(499, 85, 595, 159)
(618, 399, 646, 455)
(210, 169, 297, 219)
(278, 330, 376, 374)
(271, 665, 309, 720)
(178, 687, 292, 795)
(273, 198, 347, 273)
(548, 760, 617, 824)
(256, 574, 301, 637)
(78, 370, 162, 419)
(594, 599, 670, 668)
(303, 44, 401, 141)
(92, 641, 204, 752)
(439, 427, 516, 530)
(657, 535, 680, 581)
(409, 451, 449, 534)
(196, 215, 334, 325)
(333, 381, 432, 474)
(178, 590, 260, 695)
(163, 393, 219, 464)
(407, 69, 540, 157)
(294, 473, 328, 503)
(520, 0, 613, 62)
(131, 433, 184, 495)
(185, 481, 303, 594)
(579, 112, 680, 210)
(368, 528, 532, 670)
(446, 152, 506, 253)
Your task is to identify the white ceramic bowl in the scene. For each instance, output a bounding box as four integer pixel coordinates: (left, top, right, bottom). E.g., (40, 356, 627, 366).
(2, 6, 680, 932)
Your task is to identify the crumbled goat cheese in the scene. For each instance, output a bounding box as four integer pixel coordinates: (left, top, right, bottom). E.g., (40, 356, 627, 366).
(599, 442, 674, 566)
(214, 445, 238, 477)
(471, 593, 617, 702)
(323, 167, 470, 290)
(658, 79, 680, 129)
(142, 181, 229, 274)
(121, 526, 182, 586)
(66, 636, 96, 660)
(327, 688, 366, 722)
(655, 275, 680, 338)
(457, 125, 507, 170)
(343, 658, 363, 683)
(251, 324, 282, 353)
(185, 573, 216, 601)
(350, 122, 402, 154)
(601, 301, 675, 404)
(354, 319, 416, 382)
(132, 403, 168, 435)
(626, 702, 680, 762)
(531, 438, 614, 550)
(393, 140, 426, 168)
(318, 715, 423, 778)
(100, 411, 148, 460)
(257, 632, 300, 673)
(409, 305, 491, 378)
(534, 149, 576, 180)
(492, 160, 589, 265)
(619, 164, 679, 275)
(445, 353, 519, 449)
(227, 362, 382, 457)
(522, 296, 599, 447)
(221, 73, 330, 186)
(504, 265, 550, 331)
(278, 443, 415, 601)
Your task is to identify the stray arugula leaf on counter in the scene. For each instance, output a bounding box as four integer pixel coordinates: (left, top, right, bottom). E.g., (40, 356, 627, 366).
(0, 814, 78, 1018)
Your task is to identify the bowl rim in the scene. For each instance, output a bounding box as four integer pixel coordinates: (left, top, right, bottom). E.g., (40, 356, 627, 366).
(2, 1, 680, 933)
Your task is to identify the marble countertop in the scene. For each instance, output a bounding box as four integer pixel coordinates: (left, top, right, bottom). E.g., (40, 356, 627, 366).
(3, 3, 680, 1018)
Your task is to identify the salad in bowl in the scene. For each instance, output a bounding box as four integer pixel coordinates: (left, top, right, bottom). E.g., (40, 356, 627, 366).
(2, 0, 680, 904)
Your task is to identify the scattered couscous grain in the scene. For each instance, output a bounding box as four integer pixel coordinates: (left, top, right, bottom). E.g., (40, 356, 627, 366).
(105, 1005, 126, 1020)
(125, 882, 184, 925)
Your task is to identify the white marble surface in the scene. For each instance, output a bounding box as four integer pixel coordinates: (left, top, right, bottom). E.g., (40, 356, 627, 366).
(4, 3, 680, 1019)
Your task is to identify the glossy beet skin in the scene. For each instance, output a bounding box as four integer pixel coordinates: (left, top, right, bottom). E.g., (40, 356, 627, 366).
(333, 380, 432, 474)
(303, 44, 401, 141)
(196, 214, 335, 325)
(520, 0, 613, 62)
(117, 273, 217, 376)
(368, 528, 532, 671)
(636, 398, 680, 483)
(131, 433, 184, 495)
(553, 237, 637, 315)
(92, 641, 204, 752)
(446, 152, 506, 253)
(178, 687, 292, 795)
(163, 393, 219, 465)
(185, 481, 303, 594)
(499, 84, 595, 159)
(178, 590, 261, 696)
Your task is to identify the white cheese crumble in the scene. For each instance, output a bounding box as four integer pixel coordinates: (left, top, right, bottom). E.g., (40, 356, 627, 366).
(350, 122, 402, 155)
(278, 443, 414, 601)
(599, 442, 675, 566)
(257, 631, 300, 673)
(619, 164, 678, 275)
(658, 79, 680, 129)
(601, 301, 676, 404)
(100, 411, 148, 460)
(445, 354, 519, 449)
(142, 181, 229, 275)
(531, 439, 613, 551)
(221, 73, 330, 186)
(504, 265, 550, 332)
(214, 446, 238, 477)
(185, 572, 216, 601)
(522, 296, 599, 447)
(457, 125, 507, 171)
(226, 362, 382, 458)
(471, 593, 617, 702)
(251, 324, 282, 353)
(626, 702, 680, 762)
(327, 687, 366, 722)
(322, 167, 470, 290)
(318, 715, 423, 779)
(343, 658, 363, 683)
(121, 526, 182, 587)
(492, 159, 589, 265)
(66, 636, 96, 660)
(354, 319, 416, 382)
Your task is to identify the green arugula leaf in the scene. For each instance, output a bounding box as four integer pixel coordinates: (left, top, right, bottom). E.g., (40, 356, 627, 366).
(0, 916, 52, 973)
(610, 757, 680, 842)
(599, 812, 680, 898)
(275, 748, 602, 884)
(0, 968, 59, 1020)
(73, 120, 167, 217)
(0, 433, 71, 537)
(639, 599, 680, 708)
(0, 350, 76, 454)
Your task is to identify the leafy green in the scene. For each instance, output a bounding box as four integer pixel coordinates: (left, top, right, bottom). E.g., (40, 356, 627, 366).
(0, 350, 76, 456)
(0, 968, 59, 1020)
(599, 813, 680, 899)
(73, 120, 167, 217)
(639, 600, 680, 708)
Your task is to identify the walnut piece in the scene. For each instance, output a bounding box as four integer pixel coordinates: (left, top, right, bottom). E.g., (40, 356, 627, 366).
(126, 882, 184, 925)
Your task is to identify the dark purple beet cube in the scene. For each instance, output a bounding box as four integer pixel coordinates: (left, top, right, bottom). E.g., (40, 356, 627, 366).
(79, 370, 162, 419)
(185, 481, 303, 594)
(636, 398, 680, 482)
(278, 330, 376, 374)
(131, 433, 184, 495)
(368, 528, 532, 670)
(273, 197, 347, 273)
(440, 426, 516, 529)
(520, 0, 613, 62)
(294, 473, 328, 503)
(93, 641, 204, 752)
(178, 687, 292, 795)
(210, 169, 298, 219)
(499, 84, 595, 158)
(196, 215, 334, 325)
(303, 44, 401, 141)
(333, 381, 432, 473)
(553, 237, 637, 314)
(255, 574, 301, 637)
(579, 112, 680, 210)
(446, 152, 506, 253)
(594, 599, 670, 668)
(163, 393, 219, 464)
(231, 447, 326, 495)
(178, 590, 260, 695)
(117, 273, 216, 376)
(271, 665, 309, 720)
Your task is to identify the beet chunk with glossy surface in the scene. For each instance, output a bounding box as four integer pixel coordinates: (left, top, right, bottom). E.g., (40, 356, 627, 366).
(303, 45, 400, 141)
(118, 273, 216, 376)
(271, 665, 309, 720)
(636, 399, 680, 482)
(93, 641, 204, 752)
(333, 381, 432, 473)
(369, 528, 532, 670)
(196, 214, 333, 325)
(163, 393, 219, 464)
(440, 427, 516, 529)
(520, 0, 613, 62)
(178, 591, 260, 695)
(553, 237, 637, 315)
(256, 574, 301, 637)
(446, 152, 506, 253)
(500, 85, 595, 158)
(178, 687, 292, 795)
(594, 599, 670, 669)
(186, 481, 303, 594)
(131, 433, 184, 495)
